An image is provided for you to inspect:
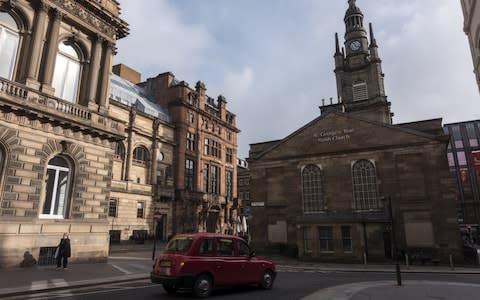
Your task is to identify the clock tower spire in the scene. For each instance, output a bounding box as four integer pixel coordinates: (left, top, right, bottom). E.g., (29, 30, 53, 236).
(324, 0, 392, 124)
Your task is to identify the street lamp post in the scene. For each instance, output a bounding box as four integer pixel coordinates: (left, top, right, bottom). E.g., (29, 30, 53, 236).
(384, 196, 402, 286)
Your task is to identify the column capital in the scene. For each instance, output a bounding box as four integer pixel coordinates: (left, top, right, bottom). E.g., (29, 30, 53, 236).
(36, 1, 50, 13)
(104, 41, 117, 55)
(52, 8, 65, 21)
(91, 33, 105, 45)
(153, 118, 161, 132)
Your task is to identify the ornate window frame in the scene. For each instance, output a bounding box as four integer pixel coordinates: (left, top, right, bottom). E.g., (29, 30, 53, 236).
(40, 155, 73, 219)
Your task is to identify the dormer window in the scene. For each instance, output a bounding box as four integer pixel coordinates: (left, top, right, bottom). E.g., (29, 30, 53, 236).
(352, 81, 368, 101)
(0, 12, 19, 80)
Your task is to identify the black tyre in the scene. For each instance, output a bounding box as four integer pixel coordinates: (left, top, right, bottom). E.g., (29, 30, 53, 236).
(193, 274, 212, 298)
(260, 270, 274, 290)
(162, 284, 177, 294)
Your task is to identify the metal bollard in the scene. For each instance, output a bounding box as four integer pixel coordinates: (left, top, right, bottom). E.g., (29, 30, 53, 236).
(405, 253, 409, 269)
(449, 254, 454, 270)
(395, 262, 402, 286)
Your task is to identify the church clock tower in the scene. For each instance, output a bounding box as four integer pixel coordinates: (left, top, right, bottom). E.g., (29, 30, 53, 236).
(328, 0, 392, 124)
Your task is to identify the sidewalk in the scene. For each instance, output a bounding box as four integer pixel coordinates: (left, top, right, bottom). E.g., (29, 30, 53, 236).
(0, 243, 479, 299)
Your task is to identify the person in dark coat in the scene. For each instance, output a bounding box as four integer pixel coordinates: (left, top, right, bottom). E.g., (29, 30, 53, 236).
(56, 233, 71, 270)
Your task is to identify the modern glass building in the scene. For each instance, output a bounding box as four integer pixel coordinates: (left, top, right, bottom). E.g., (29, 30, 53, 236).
(444, 120, 480, 245)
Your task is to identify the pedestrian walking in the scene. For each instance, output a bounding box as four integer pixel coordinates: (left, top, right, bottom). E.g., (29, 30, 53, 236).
(55, 233, 71, 270)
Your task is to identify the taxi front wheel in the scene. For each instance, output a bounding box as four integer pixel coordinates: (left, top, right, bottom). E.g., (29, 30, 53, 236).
(260, 270, 274, 290)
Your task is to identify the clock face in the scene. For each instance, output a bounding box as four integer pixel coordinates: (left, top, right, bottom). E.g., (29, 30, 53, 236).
(350, 40, 361, 51)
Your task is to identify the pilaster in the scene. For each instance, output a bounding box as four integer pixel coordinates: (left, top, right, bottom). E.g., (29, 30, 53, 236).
(40, 9, 63, 95)
(87, 34, 103, 105)
(26, 1, 49, 89)
(98, 41, 114, 111)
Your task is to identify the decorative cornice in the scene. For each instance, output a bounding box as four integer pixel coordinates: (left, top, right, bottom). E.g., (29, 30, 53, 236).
(0, 0, 17, 8)
(48, 0, 116, 39)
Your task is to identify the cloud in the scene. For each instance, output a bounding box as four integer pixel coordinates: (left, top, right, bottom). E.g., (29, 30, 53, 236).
(115, 0, 215, 81)
(114, 0, 480, 158)
(222, 67, 254, 101)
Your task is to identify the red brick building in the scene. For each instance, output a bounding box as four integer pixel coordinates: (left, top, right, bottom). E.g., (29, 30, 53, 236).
(141, 74, 240, 234)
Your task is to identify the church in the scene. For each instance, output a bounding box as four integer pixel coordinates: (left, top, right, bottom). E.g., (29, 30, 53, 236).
(248, 0, 461, 262)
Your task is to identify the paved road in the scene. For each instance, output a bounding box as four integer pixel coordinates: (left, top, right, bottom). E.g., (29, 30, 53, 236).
(5, 271, 479, 300)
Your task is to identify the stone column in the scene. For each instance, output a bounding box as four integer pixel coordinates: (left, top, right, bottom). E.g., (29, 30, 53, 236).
(151, 119, 160, 189)
(40, 9, 63, 95)
(87, 35, 103, 110)
(26, 2, 49, 89)
(125, 108, 136, 182)
(98, 41, 114, 112)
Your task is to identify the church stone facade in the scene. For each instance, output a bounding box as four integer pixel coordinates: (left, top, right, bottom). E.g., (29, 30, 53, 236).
(248, 1, 461, 262)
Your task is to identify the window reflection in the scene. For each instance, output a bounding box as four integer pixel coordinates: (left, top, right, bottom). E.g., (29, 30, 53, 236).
(41, 156, 71, 218)
(0, 12, 19, 79)
(457, 152, 467, 166)
(52, 42, 80, 102)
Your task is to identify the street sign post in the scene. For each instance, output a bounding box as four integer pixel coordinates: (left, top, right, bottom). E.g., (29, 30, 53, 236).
(152, 209, 161, 261)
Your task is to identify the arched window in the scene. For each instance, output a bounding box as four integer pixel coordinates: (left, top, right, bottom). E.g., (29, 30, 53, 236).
(133, 146, 149, 165)
(114, 142, 125, 160)
(52, 42, 81, 103)
(352, 159, 378, 210)
(0, 11, 20, 79)
(302, 165, 323, 213)
(0, 145, 6, 190)
(41, 156, 72, 218)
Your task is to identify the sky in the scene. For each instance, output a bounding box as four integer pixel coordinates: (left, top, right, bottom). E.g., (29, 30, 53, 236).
(114, 0, 480, 159)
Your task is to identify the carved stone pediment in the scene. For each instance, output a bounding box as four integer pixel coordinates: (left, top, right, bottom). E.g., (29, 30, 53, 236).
(48, 0, 117, 39)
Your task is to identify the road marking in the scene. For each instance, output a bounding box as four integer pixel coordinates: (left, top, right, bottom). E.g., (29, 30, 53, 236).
(301, 280, 480, 300)
(108, 256, 151, 261)
(109, 263, 133, 274)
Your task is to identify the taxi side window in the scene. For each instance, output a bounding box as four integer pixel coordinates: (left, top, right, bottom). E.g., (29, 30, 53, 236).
(238, 240, 251, 257)
(198, 238, 214, 255)
(217, 239, 234, 256)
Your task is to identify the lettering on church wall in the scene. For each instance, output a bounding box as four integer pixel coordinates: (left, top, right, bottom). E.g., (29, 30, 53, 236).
(314, 128, 355, 143)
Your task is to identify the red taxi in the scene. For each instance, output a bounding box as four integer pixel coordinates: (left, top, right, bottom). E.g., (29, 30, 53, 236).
(151, 232, 276, 298)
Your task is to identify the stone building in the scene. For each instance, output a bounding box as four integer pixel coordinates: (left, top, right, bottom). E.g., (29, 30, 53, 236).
(109, 65, 175, 242)
(248, 0, 461, 262)
(0, 0, 128, 267)
(140, 73, 240, 235)
(461, 0, 480, 93)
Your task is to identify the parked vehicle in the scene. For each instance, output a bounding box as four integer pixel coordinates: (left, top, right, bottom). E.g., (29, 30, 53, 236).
(151, 232, 276, 298)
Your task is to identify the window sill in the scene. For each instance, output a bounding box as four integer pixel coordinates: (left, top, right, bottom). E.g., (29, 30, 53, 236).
(39, 214, 65, 220)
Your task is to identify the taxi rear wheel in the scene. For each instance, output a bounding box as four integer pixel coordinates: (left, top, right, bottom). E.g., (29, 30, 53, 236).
(193, 274, 212, 298)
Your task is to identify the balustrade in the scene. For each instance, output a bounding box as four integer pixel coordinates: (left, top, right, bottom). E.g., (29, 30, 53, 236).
(0, 77, 123, 135)
(0, 78, 28, 99)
